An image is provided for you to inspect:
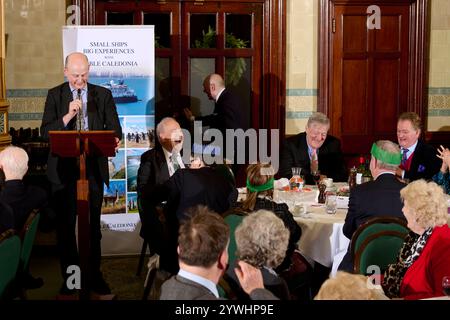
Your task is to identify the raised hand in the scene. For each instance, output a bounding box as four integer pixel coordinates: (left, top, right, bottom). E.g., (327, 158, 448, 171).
(234, 260, 264, 294)
(437, 145, 450, 173)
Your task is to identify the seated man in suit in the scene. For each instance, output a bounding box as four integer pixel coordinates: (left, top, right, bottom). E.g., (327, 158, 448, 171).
(279, 112, 347, 184)
(396, 112, 440, 182)
(0, 146, 47, 289)
(0, 200, 14, 234)
(339, 140, 406, 272)
(0, 146, 47, 230)
(137, 117, 185, 269)
(160, 205, 277, 300)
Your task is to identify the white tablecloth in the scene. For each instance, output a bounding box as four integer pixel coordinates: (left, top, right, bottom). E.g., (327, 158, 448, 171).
(293, 205, 349, 271)
(238, 184, 351, 273)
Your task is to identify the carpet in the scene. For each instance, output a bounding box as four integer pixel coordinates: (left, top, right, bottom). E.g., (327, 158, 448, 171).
(101, 256, 146, 300)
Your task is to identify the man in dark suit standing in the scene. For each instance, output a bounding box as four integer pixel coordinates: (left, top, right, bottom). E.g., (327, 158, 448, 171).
(184, 74, 248, 177)
(279, 112, 347, 184)
(137, 117, 185, 272)
(160, 206, 277, 300)
(40, 52, 122, 295)
(339, 140, 406, 272)
(396, 112, 441, 182)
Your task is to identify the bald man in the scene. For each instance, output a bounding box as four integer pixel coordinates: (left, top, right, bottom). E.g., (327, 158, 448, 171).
(41, 52, 122, 296)
(137, 117, 185, 270)
(184, 74, 248, 175)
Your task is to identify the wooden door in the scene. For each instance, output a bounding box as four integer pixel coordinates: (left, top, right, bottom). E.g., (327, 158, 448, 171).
(319, 0, 429, 156)
(89, 0, 285, 133)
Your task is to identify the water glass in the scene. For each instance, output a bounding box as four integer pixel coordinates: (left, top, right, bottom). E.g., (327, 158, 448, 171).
(291, 167, 302, 177)
(443, 276, 450, 296)
(325, 192, 337, 214)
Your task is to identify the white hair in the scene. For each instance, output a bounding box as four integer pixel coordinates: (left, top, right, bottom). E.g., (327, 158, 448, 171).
(0, 146, 29, 180)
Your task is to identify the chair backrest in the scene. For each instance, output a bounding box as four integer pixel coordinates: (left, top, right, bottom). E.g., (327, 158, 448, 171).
(214, 164, 236, 187)
(223, 210, 246, 268)
(19, 210, 40, 272)
(351, 216, 409, 274)
(0, 229, 21, 298)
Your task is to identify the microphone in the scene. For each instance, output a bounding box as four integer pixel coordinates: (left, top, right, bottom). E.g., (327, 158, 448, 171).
(76, 89, 84, 131)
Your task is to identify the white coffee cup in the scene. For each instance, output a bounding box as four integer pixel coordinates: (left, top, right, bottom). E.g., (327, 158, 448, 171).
(324, 178, 333, 188)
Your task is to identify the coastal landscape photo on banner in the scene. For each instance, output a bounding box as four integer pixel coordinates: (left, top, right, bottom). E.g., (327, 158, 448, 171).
(63, 25, 155, 254)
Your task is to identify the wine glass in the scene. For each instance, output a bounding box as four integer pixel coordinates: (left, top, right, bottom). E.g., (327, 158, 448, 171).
(291, 167, 302, 177)
(312, 170, 321, 186)
(442, 276, 450, 297)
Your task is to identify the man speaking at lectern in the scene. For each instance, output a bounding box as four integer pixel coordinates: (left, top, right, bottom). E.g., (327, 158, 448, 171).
(41, 52, 122, 295)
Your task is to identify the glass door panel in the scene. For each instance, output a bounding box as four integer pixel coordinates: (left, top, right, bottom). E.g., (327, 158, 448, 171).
(190, 58, 215, 117)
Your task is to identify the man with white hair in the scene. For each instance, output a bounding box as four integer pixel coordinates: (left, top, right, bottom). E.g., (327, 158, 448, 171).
(0, 146, 47, 230)
(338, 140, 406, 272)
(0, 145, 47, 289)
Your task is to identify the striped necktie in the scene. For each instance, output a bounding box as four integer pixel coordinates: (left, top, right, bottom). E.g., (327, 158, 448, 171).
(170, 154, 180, 173)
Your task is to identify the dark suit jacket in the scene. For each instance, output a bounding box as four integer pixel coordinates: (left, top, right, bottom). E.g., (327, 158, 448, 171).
(278, 132, 347, 184)
(150, 166, 237, 273)
(339, 173, 406, 272)
(197, 89, 248, 163)
(160, 274, 277, 300)
(40, 82, 122, 187)
(0, 180, 47, 231)
(162, 167, 238, 222)
(404, 140, 441, 182)
(136, 146, 170, 252)
(226, 263, 290, 300)
(199, 88, 248, 133)
(0, 200, 14, 234)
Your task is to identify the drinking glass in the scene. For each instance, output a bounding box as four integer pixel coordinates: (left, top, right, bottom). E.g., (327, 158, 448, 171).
(291, 167, 302, 177)
(290, 167, 303, 191)
(443, 276, 450, 296)
(312, 170, 321, 186)
(325, 192, 337, 214)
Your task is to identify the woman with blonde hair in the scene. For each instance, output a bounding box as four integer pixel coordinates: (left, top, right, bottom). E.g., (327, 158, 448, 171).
(315, 272, 388, 300)
(382, 180, 450, 299)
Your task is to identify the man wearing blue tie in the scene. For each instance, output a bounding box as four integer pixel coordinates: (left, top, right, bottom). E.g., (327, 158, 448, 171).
(396, 112, 440, 182)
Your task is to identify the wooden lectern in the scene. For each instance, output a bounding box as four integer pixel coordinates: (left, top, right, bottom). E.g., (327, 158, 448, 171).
(48, 130, 116, 300)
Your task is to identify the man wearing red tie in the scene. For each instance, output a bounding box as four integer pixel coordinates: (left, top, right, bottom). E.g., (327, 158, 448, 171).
(396, 112, 440, 182)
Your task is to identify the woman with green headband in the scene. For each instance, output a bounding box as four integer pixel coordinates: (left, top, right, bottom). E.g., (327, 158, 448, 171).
(232, 163, 313, 299)
(241, 163, 302, 272)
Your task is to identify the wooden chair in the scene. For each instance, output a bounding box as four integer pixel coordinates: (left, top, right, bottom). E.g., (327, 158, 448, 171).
(351, 217, 408, 275)
(0, 229, 21, 299)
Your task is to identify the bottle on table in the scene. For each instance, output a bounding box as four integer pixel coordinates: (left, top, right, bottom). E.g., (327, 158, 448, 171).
(356, 156, 365, 185)
(348, 166, 357, 189)
(362, 158, 373, 183)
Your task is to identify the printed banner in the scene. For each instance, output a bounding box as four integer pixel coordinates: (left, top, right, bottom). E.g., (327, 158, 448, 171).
(63, 26, 155, 255)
